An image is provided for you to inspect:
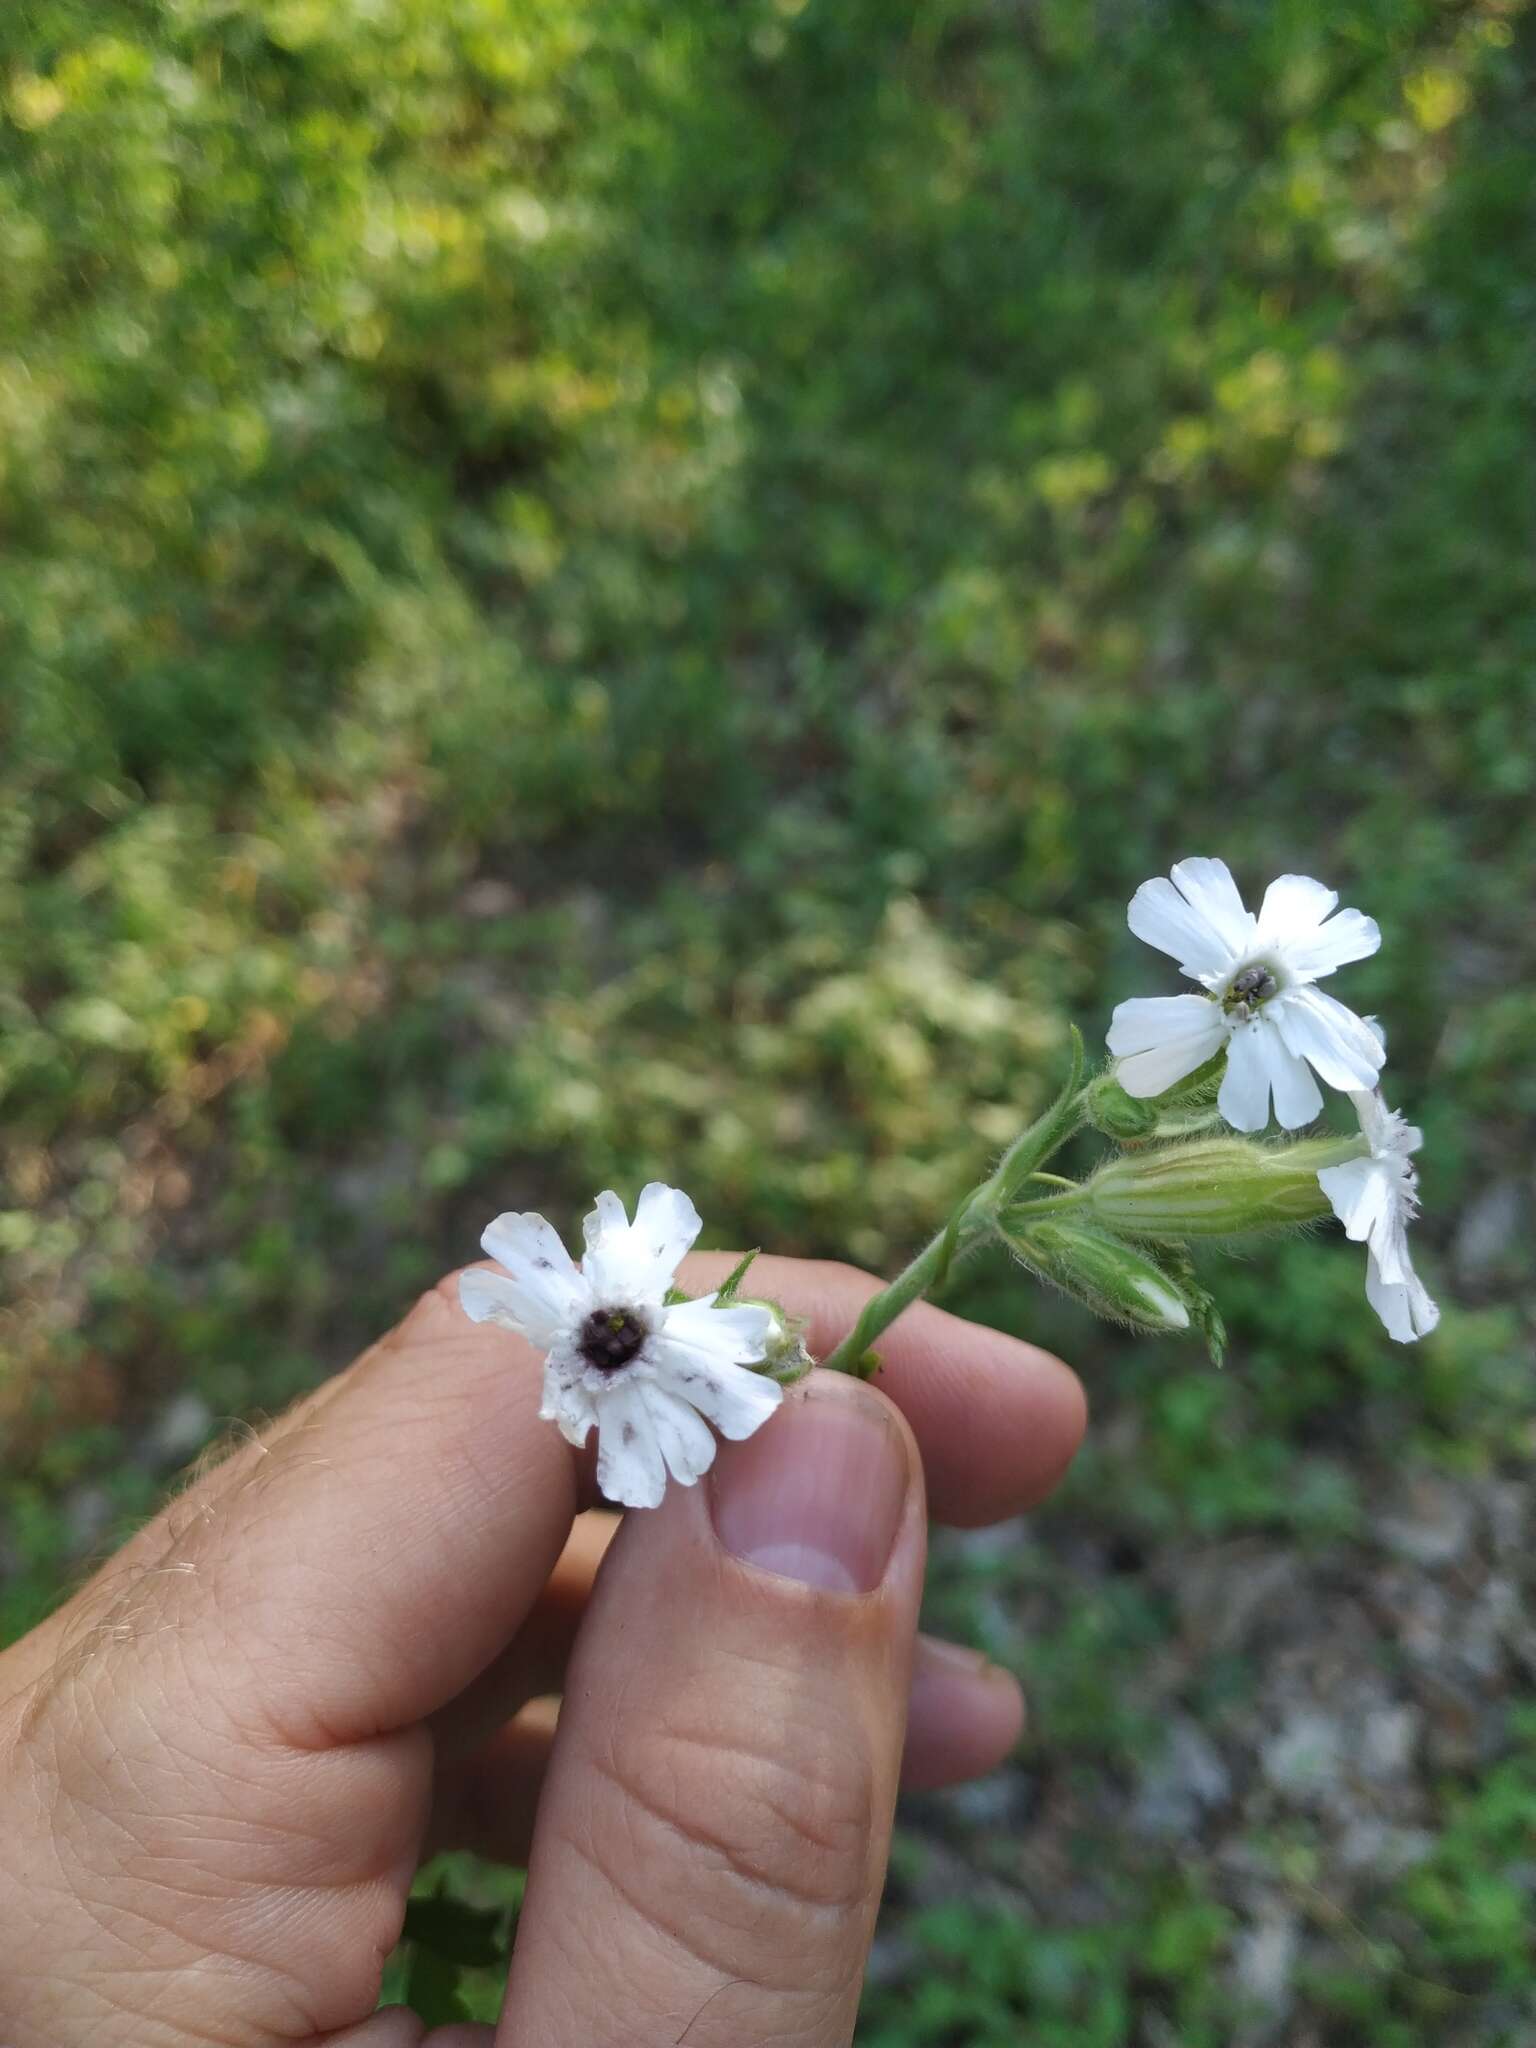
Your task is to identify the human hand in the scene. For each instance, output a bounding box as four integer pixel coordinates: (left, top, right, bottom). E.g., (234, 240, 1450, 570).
(0, 1254, 1085, 2047)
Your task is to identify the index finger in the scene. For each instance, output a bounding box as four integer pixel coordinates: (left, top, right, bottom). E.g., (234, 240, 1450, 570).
(681, 1253, 1086, 1527)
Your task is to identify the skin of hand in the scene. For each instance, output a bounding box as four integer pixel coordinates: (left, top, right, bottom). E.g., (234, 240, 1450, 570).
(0, 1254, 1086, 2048)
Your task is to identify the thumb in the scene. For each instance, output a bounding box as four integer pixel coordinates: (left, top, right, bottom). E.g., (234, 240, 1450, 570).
(497, 1372, 924, 2048)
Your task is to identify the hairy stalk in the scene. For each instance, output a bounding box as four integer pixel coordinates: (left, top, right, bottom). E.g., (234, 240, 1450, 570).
(819, 1030, 1087, 1377)
(996, 1187, 1092, 1223)
(817, 1220, 976, 1379)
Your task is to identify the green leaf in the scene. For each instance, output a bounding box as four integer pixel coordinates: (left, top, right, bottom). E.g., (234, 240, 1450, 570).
(402, 1945, 475, 2028)
(712, 1247, 760, 1304)
(401, 1892, 511, 1969)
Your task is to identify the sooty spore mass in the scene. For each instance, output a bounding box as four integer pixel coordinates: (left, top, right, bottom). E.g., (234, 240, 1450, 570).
(579, 1307, 648, 1373)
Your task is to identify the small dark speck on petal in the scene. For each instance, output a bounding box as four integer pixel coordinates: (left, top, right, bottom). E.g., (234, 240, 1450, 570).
(622, 1422, 637, 1445)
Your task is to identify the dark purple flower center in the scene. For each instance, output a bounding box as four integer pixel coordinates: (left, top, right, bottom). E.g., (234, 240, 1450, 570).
(579, 1307, 647, 1373)
(1223, 961, 1280, 1019)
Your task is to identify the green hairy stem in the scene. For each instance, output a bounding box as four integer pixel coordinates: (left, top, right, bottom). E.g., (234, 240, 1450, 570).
(816, 1031, 1366, 1376)
(819, 1030, 1087, 1377)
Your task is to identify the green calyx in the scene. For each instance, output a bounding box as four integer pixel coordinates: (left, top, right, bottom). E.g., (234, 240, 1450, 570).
(1079, 1134, 1361, 1242)
(737, 1297, 816, 1384)
(999, 1216, 1197, 1337)
(1083, 1074, 1161, 1141)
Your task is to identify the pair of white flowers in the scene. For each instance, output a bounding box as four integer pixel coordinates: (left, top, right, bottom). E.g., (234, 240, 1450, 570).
(459, 855, 1439, 1508)
(1108, 856, 1437, 1342)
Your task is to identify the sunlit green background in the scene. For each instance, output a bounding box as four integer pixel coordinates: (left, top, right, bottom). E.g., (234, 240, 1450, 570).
(4, 1, 1534, 2039)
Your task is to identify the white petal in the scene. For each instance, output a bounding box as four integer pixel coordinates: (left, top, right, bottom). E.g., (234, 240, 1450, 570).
(641, 1382, 719, 1489)
(652, 1337, 784, 1440)
(1348, 1088, 1423, 1165)
(1366, 1251, 1440, 1343)
(1107, 994, 1226, 1096)
(1128, 876, 1244, 982)
(459, 1267, 538, 1332)
(581, 1183, 702, 1301)
(1317, 1156, 1388, 1241)
(1166, 858, 1256, 959)
(662, 1292, 773, 1366)
(539, 1368, 599, 1449)
(582, 1189, 629, 1247)
(1368, 1197, 1419, 1285)
(1272, 986, 1386, 1093)
(1217, 1019, 1297, 1132)
(476, 1213, 586, 1346)
(594, 1379, 667, 1508)
(1269, 1039, 1324, 1128)
(1283, 907, 1381, 983)
(1317, 1157, 1403, 1272)
(1131, 1275, 1190, 1330)
(1256, 873, 1337, 945)
(632, 1180, 704, 1279)
(580, 1188, 632, 1293)
(1345, 1087, 1391, 1149)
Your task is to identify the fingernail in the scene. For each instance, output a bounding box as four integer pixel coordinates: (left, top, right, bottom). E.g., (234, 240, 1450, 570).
(710, 1378, 910, 1594)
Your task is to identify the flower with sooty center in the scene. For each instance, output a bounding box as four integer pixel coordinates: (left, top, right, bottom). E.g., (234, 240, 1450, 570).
(457, 1183, 782, 1508)
(1106, 858, 1386, 1132)
(1316, 1090, 1440, 1344)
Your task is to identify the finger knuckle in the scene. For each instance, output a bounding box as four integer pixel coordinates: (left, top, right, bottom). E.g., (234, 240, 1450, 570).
(595, 1706, 880, 1926)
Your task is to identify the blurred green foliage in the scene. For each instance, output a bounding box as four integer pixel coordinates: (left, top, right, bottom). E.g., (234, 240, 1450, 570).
(861, 1881, 1238, 2048)
(2, 0, 1533, 2036)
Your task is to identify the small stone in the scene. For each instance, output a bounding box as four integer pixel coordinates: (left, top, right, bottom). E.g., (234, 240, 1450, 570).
(1485, 1481, 1528, 1562)
(1262, 1711, 1345, 1803)
(1453, 1176, 1525, 1282)
(1177, 1545, 1303, 1655)
(864, 1930, 913, 1990)
(1231, 1909, 1299, 2020)
(1416, 1673, 1486, 1770)
(949, 1771, 1027, 1830)
(1456, 1575, 1520, 1682)
(1338, 1820, 1436, 1878)
(1134, 1718, 1232, 1836)
(1357, 1703, 1420, 1781)
(1377, 1476, 1474, 1568)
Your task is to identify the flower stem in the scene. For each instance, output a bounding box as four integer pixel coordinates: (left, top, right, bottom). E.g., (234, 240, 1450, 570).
(996, 1187, 1092, 1222)
(818, 1223, 963, 1379)
(818, 1029, 1088, 1378)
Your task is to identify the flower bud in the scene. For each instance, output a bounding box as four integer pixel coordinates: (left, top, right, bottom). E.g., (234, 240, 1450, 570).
(741, 1299, 815, 1384)
(1082, 1137, 1355, 1242)
(1083, 1074, 1160, 1141)
(1002, 1219, 1194, 1335)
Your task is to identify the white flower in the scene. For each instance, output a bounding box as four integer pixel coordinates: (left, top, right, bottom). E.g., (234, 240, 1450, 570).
(457, 1183, 783, 1508)
(1107, 857, 1386, 1131)
(1317, 1090, 1440, 1343)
